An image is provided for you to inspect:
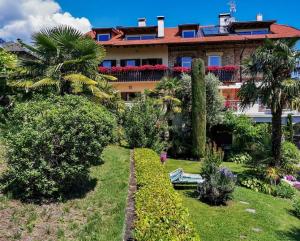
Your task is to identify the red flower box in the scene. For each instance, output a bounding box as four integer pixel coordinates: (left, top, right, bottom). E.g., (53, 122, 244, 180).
(173, 67, 191, 73)
(98, 64, 168, 73)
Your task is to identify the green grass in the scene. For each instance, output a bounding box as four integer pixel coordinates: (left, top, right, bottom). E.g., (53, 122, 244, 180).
(0, 146, 130, 241)
(165, 158, 300, 241)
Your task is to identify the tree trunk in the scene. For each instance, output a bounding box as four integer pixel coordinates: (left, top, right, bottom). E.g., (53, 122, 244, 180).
(271, 107, 282, 167)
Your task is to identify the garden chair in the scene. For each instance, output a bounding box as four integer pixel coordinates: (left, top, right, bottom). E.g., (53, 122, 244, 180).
(169, 168, 205, 184)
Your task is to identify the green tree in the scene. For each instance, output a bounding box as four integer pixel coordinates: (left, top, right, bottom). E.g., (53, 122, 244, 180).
(286, 114, 294, 142)
(0, 49, 17, 106)
(239, 39, 300, 167)
(191, 58, 206, 160)
(9, 26, 116, 100)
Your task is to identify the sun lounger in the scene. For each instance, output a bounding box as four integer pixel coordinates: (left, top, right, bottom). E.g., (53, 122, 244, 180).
(170, 168, 205, 184)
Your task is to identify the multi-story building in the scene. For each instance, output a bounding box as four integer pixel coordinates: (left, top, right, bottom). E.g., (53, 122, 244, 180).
(88, 13, 300, 123)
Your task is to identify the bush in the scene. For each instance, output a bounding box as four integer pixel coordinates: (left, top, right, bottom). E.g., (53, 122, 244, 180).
(228, 153, 252, 164)
(240, 177, 295, 199)
(1, 95, 116, 200)
(123, 99, 167, 153)
(198, 144, 236, 205)
(293, 198, 300, 218)
(134, 148, 200, 241)
(240, 177, 274, 194)
(280, 141, 300, 175)
(273, 182, 296, 199)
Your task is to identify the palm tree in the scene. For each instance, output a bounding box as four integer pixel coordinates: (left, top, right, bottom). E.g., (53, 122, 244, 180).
(154, 76, 182, 117)
(9, 26, 116, 99)
(239, 38, 300, 167)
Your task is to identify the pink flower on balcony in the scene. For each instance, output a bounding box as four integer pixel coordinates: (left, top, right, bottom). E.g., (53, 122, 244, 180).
(206, 66, 220, 71)
(223, 65, 239, 71)
(173, 67, 191, 73)
(98, 67, 109, 73)
(153, 64, 168, 71)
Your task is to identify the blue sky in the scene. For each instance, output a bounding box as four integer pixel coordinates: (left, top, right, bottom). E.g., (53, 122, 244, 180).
(1, 0, 299, 48)
(57, 0, 300, 29)
(57, 0, 300, 48)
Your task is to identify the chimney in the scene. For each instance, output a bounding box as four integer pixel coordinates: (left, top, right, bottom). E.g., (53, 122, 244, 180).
(138, 18, 146, 27)
(256, 13, 263, 21)
(157, 16, 165, 38)
(219, 13, 231, 27)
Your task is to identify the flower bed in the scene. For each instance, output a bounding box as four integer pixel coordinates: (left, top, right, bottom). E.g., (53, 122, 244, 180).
(98, 64, 238, 74)
(134, 148, 200, 241)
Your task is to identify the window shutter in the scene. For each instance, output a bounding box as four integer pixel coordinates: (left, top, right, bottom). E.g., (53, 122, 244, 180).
(135, 59, 141, 66)
(111, 60, 117, 67)
(120, 60, 126, 67)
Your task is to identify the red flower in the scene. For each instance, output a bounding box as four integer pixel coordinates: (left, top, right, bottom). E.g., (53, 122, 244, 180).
(98, 67, 109, 73)
(222, 65, 239, 71)
(173, 67, 191, 73)
(206, 66, 221, 71)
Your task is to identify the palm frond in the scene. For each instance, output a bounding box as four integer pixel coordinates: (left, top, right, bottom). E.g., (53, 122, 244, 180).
(64, 74, 98, 85)
(31, 78, 59, 89)
(88, 85, 111, 99)
(97, 74, 117, 81)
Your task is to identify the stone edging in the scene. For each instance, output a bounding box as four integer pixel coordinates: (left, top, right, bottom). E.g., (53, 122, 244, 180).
(122, 150, 137, 241)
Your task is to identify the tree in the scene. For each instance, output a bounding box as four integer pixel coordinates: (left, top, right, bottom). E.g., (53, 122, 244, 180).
(0, 49, 17, 106)
(205, 73, 224, 130)
(286, 114, 294, 142)
(239, 39, 300, 167)
(9, 26, 116, 100)
(191, 58, 206, 160)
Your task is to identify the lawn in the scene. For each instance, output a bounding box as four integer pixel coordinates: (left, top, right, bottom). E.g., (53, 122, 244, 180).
(165, 159, 300, 241)
(0, 146, 130, 241)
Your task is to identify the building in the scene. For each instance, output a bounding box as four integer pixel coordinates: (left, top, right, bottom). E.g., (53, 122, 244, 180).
(88, 13, 300, 123)
(0, 40, 35, 59)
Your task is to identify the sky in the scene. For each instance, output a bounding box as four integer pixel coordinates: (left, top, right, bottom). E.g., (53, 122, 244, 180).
(1, 0, 300, 47)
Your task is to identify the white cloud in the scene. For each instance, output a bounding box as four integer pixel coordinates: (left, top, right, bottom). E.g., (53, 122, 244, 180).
(0, 0, 92, 42)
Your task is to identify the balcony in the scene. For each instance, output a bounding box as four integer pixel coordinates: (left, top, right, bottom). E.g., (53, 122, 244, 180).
(99, 65, 239, 83)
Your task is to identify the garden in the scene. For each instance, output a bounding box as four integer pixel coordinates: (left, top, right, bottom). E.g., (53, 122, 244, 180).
(0, 25, 299, 241)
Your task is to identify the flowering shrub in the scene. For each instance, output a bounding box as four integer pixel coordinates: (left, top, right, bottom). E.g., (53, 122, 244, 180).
(206, 65, 239, 72)
(98, 64, 238, 74)
(198, 143, 236, 205)
(98, 64, 168, 73)
(173, 66, 191, 73)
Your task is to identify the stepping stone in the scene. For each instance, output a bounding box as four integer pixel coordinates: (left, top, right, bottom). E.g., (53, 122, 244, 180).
(240, 201, 249, 205)
(245, 208, 256, 214)
(252, 227, 262, 232)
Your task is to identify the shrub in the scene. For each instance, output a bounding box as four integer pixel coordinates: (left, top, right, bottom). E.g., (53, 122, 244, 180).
(240, 177, 274, 194)
(123, 99, 167, 153)
(280, 141, 300, 175)
(2, 95, 116, 200)
(228, 153, 252, 164)
(134, 148, 200, 241)
(293, 198, 300, 218)
(191, 58, 206, 159)
(198, 144, 236, 205)
(273, 182, 296, 199)
(240, 177, 295, 199)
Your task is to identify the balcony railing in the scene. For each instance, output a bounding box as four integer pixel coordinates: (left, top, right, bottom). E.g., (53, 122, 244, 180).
(99, 65, 239, 83)
(109, 70, 167, 82)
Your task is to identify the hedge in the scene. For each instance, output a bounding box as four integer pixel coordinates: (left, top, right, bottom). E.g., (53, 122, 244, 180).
(134, 148, 200, 241)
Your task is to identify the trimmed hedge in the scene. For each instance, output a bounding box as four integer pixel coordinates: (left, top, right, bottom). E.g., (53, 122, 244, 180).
(134, 148, 200, 241)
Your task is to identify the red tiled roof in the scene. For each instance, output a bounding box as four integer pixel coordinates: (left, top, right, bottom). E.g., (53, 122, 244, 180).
(87, 23, 300, 46)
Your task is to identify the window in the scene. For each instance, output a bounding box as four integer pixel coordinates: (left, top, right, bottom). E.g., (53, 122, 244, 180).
(121, 92, 141, 101)
(208, 55, 222, 66)
(142, 58, 163, 65)
(97, 34, 111, 41)
(120, 59, 141, 67)
(182, 30, 196, 38)
(125, 35, 156, 40)
(180, 57, 192, 68)
(100, 60, 116, 68)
